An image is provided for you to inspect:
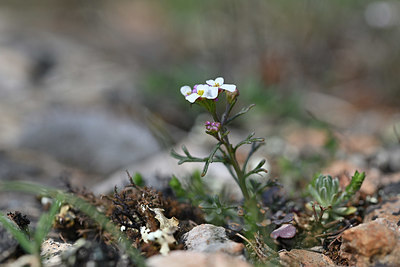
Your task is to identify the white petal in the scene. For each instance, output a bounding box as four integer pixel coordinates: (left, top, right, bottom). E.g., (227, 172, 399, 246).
(196, 84, 208, 90)
(196, 84, 209, 96)
(206, 79, 215, 86)
(221, 84, 236, 92)
(186, 93, 200, 103)
(215, 77, 224, 85)
(180, 86, 192, 96)
(205, 86, 219, 99)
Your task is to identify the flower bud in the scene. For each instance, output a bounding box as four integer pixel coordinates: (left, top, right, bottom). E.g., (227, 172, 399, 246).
(205, 121, 221, 134)
(226, 88, 239, 104)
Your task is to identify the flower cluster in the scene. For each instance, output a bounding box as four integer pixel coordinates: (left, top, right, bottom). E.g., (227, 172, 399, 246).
(205, 121, 221, 134)
(180, 77, 236, 103)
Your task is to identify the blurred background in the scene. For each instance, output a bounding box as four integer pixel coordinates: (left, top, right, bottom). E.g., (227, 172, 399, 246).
(1, 0, 400, 211)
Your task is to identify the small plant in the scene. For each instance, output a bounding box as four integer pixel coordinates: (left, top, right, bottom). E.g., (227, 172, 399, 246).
(307, 171, 366, 223)
(172, 77, 270, 203)
(172, 77, 279, 261)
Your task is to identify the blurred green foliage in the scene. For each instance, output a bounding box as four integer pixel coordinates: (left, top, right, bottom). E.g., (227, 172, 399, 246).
(169, 171, 237, 225)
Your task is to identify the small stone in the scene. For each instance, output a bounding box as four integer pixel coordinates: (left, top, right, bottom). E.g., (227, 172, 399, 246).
(340, 218, 400, 266)
(147, 251, 251, 267)
(279, 249, 336, 267)
(270, 224, 296, 239)
(183, 224, 244, 256)
(41, 238, 73, 266)
(341, 219, 397, 257)
(364, 196, 400, 225)
(272, 213, 294, 225)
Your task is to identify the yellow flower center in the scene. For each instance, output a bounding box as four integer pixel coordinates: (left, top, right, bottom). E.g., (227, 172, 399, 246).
(215, 83, 220, 87)
(198, 89, 204, 96)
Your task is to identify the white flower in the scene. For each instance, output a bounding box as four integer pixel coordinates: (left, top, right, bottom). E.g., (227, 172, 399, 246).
(180, 85, 192, 97)
(180, 84, 218, 103)
(206, 77, 236, 92)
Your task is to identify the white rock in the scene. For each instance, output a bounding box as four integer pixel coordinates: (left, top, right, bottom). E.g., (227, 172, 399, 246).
(183, 224, 244, 256)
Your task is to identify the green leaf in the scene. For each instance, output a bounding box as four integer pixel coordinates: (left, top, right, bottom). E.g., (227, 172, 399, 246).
(333, 206, 357, 216)
(332, 178, 339, 195)
(344, 171, 366, 201)
(33, 195, 63, 253)
(0, 212, 34, 255)
(201, 142, 222, 177)
(243, 142, 264, 173)
(169, 176, 186, 198)
(131, 172, 145, 187)
(234, 132, 265, 151)
(181, 145, 191, 157)
(308, 184, 324, 206)
(171, 146, 224, 165)
(225, 104, 255, 125)
(310, 173, 322, 187)
(319, 187, 328, 207)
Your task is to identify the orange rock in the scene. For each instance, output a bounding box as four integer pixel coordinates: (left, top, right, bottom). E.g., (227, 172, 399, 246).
(147, 251, 251, 267)
(279, 249, 336, 267)
(340, 218, 400, 266)
(364, 196, 400, 225)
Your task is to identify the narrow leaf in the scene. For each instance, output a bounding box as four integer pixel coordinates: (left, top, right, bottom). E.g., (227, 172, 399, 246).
(243, 142, 264, 172)
(182, 145, 191, 157)
(34, 195, 63, 251)
(343, 171, 366, 201)
(0, 212, 34, 254)
(225, 104, 255, 125)
(201, 143, 222, 176)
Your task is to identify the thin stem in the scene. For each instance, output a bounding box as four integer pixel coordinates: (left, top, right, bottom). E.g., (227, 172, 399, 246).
(221, 130, 250, 201)
(211, 102, 250, 202)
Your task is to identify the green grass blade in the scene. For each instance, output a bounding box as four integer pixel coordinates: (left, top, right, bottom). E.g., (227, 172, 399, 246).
(33, 195, 63, 254)
(0, 211, 34, 254)
(0, 181, 146, 267)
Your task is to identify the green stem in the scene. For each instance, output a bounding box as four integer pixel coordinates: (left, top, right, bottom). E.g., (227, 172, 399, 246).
(222, 131, 249, 201)
(228, 145, 250, 201)
(212, 106, 250, 202)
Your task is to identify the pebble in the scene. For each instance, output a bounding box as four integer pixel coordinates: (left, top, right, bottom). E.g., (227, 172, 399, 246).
(182, 224, 244, 256)
(340, 218, 400, 267)
(279, 249, 336, 267)
(364, 196, 400, 227)
(147, 251, 251, 267)
(41, 238, 73, 266)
